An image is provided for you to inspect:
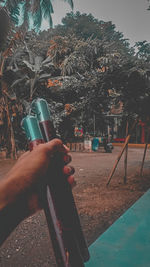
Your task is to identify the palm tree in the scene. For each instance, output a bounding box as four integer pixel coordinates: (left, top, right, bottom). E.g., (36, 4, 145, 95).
(2, 0, 73, 30)
(0, 6, 10, 50)
(0, 31, 23, 159)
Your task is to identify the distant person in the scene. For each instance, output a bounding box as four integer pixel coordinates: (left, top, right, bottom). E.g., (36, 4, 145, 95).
(103, 135, 108, 151)
(103, 135, 113, 153)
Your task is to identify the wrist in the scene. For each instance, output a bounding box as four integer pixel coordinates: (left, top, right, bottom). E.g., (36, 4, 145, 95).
(0, 175, 31, 246)
(0, 175, 23, 211)
(0, 192, 28, 246)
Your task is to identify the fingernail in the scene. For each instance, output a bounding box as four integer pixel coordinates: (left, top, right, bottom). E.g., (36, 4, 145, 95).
(63, 144, 70, 152)
(63, 166, 75, 175)
(64, 154, 71, 164)
(68, 166, 75, 175)
(67, 176, 76, 188)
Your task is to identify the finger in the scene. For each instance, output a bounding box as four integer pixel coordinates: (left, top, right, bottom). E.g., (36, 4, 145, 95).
(43, 139, 69, 155)
(63, 144, 70, 153)
(63, 166, 75, 176)
(67, 175, 76, 188)
(63, 154, 72, 165)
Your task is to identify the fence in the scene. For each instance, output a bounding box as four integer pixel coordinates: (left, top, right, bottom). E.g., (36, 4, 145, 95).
(66, 143, 84, 152)
(66, 140, 93, 152)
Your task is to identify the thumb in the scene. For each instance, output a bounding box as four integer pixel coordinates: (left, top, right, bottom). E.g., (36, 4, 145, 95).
(43, 139, 69, 156)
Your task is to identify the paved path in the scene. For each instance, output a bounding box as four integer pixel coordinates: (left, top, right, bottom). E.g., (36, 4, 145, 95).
(0, 147, 150, 266)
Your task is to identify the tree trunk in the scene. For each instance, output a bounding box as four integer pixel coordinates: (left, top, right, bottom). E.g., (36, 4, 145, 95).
(2, 81, 17, 159)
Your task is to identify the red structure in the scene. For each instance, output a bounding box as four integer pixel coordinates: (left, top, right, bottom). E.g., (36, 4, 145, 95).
(139, 120, 146, 144)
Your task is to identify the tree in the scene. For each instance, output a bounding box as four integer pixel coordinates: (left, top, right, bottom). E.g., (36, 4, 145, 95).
(56, 12, 130, 49)
(148, 0, 150, 10)
(59, 11, 104, 40)
(134, 41, 150, 61)
(0, 30, 24, 158)
(1, 0, 73, 30)
(0, 7, 10, 50)
(10, 45, 57, 101)
(0, 7, 150, 148)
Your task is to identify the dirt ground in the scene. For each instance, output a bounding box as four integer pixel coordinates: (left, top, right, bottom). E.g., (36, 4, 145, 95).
(0, 146, 150, 266)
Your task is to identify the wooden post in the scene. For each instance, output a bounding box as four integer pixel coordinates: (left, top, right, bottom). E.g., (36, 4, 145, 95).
(93, 114, 96, 136)
(140, 129, 149, 177)
(107, 119, 138, 186)
(124, 120, 129, 184)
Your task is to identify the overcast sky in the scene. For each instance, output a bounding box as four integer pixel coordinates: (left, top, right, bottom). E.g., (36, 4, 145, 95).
(42, 0, 150, 47)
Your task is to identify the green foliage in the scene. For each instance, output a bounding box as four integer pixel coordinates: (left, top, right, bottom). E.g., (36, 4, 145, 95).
(147, 0, 150, 10)
(0, 7, 10, 50)
(0, 9, 150, 149)
(60, 11, 103, 40)
(56, 11, 130, 48)
(134, 41, 150, 61)
(2, 0, 73, 30)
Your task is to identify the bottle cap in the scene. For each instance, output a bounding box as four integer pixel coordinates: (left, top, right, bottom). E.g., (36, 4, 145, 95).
(21, 115, 43, 141)
(31, 98, 51, 122)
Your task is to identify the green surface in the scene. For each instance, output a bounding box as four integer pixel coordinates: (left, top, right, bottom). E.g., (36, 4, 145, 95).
(85, 189, 150, 267)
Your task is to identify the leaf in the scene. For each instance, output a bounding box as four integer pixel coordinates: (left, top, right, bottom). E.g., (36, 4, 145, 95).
(38, 73, 52, 80)
(42, 56, 52, 65)
(33, 5, 42, 29)
(41, 0, 54, 27)
(10, 75, 28, 88)
(34, 56, 43, 71)
(0, 7, 10, 50)
(60, 0, 74, 9)
(23, 60, 35, 72)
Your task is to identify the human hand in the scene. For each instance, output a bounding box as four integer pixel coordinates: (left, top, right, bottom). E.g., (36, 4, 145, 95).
(0, 139, 75, 218)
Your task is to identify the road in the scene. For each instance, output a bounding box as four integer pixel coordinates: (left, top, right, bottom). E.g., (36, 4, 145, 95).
(0, 146, 150, 266)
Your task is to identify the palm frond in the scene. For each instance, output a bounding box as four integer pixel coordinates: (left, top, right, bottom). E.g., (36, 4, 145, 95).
(41, 0, 54, 14)
(60, 0, 74, 9)
(9, 5, 20, 24)
(33, 6, 42, 30)
(41, 0, 54, 27)
(5, 0, 20, 10)
(3, 0, 74, 30)
(0, 7, 10, 50)
(21, 1, 31, 29)
(147, 0, 150, 10)
(5, 0, 20, 25)
(30, 0, 40, 13)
